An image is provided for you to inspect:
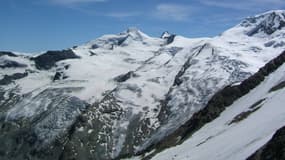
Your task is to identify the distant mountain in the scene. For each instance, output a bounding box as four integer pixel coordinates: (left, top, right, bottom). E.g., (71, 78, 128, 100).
(0, 10, 285, 160)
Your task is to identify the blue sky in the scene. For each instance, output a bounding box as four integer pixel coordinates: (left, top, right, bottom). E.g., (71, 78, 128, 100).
(1, 0, 285, 53)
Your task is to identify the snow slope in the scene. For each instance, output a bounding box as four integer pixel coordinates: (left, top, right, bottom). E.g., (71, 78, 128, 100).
(152, 55, 285, 160)
(139, 10, 285, 150)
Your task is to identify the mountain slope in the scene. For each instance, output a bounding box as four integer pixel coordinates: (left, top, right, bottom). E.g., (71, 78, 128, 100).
(0, 10, 285, 160)
(137, 10, 285, 153)
(149, 51, 285, 160)
(248, 125, 285, 160)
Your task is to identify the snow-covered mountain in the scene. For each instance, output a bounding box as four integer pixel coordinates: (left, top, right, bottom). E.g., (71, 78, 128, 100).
(143, 50, 285, 160)
(0, 10, 285, 160)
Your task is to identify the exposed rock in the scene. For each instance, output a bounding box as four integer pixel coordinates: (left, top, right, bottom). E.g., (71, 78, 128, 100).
(138, 50, 285, 157)
(59, 94, 123, 160)
(0, 51, 17, 57)
(247, 125, 285, 160)
(0, 88, 87, 160)
(228, 106, 262, 125)
(0, 72, 28, 85)
(249, 98, 266, 109)
(173, 44, 207, 86)
(264, 41, 285, 48)
(89, 51, 97, 56)
(91, 36, 128, 49)
(161, 31, 176, 45)
(0, 59, 27, 68)
(114, 71, 139, 82)
(247, 11, 285, 36)
(53, 64, 70, 81)
(53, 72, 68, 81)
(269, 80, 285, 92)
(32, 49, 80, 70)
(264, 41, 276, 47)
(91, 44, 100, 49)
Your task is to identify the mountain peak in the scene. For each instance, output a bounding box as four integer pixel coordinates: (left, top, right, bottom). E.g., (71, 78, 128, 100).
(118, 27, 151, 43)
(259, 10, 285, 16)
(161, 31, 171, 39)
(160, 31, 176, 44)
(121, 27, 147, 37)
(126, 27, 140, 34)
(240, 10, 285, 36)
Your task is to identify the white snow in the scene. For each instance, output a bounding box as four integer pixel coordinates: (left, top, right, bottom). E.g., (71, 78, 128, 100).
(151, 63, 285, 160)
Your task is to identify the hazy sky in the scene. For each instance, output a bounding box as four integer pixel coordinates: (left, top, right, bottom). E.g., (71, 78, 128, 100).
(1, 0, 285, 53)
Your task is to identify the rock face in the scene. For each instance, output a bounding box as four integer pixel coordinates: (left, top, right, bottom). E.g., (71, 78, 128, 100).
(114, 71, 139, 82)
(0, 88, 87, 160)
(0, 10, 285, 160)
(150, 52, 285, 160)
(0, 59, 27, 68)
(247, 126, 285, 160)
(0, 72, 28, 85)
(244, 11, 285, 36)
(0, 51, 17, 57)
(140, 50, 285, 155)
(161, 31, 176, 45)
(32, 49, 80, 70)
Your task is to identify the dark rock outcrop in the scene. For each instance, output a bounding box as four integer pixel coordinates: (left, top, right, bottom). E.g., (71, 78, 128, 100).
(0, 88, 87, 160)
(53, 64, 70, 81)
(0, 72, 28, 85)
(53, 72, 68, 81)
(89, 51, 97, 56)
(165, 35, 176, 45)
(32, 49, 80, 70)
(0, 51, 17, 57)
(269, 80, 285, 92)
(161, 31, 176, 45)
(247, 125, 285, 160)
(139, 50, 285, 158)
(247, 12, 285, 36)
(0, 60, 27, 68)
(114, 71, 139, 82)
(173, 44, 207, 86)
